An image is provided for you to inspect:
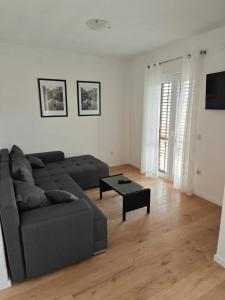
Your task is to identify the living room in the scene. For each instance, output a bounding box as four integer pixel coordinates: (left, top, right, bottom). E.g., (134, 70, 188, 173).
(1, 1, 225, 299)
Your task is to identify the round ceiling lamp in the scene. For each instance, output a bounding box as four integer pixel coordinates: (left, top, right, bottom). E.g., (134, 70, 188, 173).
(86, 19, 111, 31)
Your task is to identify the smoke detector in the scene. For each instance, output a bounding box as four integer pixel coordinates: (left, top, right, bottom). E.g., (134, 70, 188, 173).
(86, 19, 111, 31)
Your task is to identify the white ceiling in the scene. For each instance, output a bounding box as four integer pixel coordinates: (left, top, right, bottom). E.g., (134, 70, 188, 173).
(0, 0, 225, 58)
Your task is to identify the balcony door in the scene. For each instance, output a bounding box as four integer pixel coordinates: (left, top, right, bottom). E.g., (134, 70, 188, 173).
(158, 74, 181, 180)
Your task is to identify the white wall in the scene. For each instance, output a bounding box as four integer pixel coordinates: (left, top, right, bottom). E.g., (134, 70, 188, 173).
(129, 25, 225, 205)
(0, 43, 130, 166)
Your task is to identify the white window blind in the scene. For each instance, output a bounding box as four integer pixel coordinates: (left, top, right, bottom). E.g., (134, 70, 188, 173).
(158, 82, 172, 173)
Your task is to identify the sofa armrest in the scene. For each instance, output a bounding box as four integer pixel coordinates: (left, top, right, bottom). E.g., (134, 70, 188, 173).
(20, 200, 94, 278)
(26, 151, 65, 163)
(0, 149, 10, 162)
(0, 178, 26, 282)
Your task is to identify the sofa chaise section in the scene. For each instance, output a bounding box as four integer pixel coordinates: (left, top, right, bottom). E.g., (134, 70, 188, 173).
(30, 152, 109, 189)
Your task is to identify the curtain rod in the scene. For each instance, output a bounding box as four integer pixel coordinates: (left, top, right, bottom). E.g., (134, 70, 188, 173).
(159, 56, 183, 66)
(147, 49, 207, 69)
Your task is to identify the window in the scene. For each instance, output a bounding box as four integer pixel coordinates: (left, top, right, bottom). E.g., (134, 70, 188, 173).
(158, 82, 172, 173)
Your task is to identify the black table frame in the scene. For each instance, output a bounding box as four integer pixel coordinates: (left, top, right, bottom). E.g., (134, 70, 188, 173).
(100, 174, 151, 221)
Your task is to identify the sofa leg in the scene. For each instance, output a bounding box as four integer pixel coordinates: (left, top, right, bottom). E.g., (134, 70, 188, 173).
(94, 249, 107, 256)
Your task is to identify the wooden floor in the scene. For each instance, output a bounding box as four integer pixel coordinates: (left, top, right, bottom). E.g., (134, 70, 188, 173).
(1, 165, 224, 300)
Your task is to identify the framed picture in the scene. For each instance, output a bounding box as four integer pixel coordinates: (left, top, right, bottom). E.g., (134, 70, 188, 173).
(77, 81, 101, 116)
(38, 78, 68, 117)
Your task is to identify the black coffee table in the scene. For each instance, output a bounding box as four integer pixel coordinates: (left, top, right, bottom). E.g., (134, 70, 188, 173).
(100, 174, 151, 221)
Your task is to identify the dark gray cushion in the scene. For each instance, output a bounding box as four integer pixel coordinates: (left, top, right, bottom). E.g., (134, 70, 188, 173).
(34, 174, 74, 191)
(46, 190, 79, 203)
(11, 152, 32, 173)
(12, 160, 34, 184)
(28, 156, 45, 168)
(10, 145, 25, 158)
(32, 167, 50, 179)
(14, 181, 51, 211)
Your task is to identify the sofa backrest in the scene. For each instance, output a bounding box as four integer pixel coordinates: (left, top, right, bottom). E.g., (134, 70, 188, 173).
(0, 149, 26, 282)
(0, 149, 10, 162)
(0, 149, 11, 180)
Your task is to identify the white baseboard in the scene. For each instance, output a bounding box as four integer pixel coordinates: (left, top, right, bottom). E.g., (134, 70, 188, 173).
(109, 161, 130, 167)
(129, 162, 141, 169)
(0, 279, 11, 290)
(194, 191, 222, 207)
(214, 254, 225, 268)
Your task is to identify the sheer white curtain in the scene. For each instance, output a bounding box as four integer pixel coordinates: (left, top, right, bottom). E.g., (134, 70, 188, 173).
(141, 63, 162, 177)
(173, 53, 204, 194)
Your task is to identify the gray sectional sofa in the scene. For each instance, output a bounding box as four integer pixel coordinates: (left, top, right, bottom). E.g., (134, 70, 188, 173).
(0, 148, 109, 282)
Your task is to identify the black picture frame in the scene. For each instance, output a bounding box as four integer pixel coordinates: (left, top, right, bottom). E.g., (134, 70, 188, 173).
(77, 81, 101, 116)
(38, 78, 68, 118)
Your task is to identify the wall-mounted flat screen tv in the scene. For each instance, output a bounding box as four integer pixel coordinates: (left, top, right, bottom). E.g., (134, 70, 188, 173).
(206, 71, 225, 109)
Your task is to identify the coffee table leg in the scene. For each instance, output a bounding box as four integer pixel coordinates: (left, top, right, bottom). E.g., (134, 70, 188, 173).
(99, 180, 112, 199)
(123, 210, 126, 222)
(99, 181, 103, 199)
(147, 189, 151, 214)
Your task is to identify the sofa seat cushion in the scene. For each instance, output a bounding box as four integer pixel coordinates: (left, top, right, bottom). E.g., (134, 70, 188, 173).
(45, 163, 68, 176)
(32, 168, 50, 179)
(32, 163, 67, 179)
(34, 174, 82, 194)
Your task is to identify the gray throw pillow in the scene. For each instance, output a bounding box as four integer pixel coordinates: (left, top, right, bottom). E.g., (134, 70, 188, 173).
(12, 159, 34, 184)
(10, 145, 25, 158)
(27, 156, 45, 168)
(45, 190, 79, 203)
(11, 152, 32, 173)
(14, 180, 51, 211)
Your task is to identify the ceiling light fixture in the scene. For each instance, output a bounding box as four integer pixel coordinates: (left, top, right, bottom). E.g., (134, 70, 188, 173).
(86, 19, 111, 31)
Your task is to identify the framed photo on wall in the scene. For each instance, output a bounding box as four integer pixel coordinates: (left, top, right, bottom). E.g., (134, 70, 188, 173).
(77, 81, 101, 116)
(38, 78, 68, 117)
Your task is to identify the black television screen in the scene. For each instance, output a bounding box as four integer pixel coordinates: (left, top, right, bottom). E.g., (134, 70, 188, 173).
(206, 71, 225, 109)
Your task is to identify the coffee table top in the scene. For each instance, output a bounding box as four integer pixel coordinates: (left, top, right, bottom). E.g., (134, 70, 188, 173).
(100, 174, 149, 196)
